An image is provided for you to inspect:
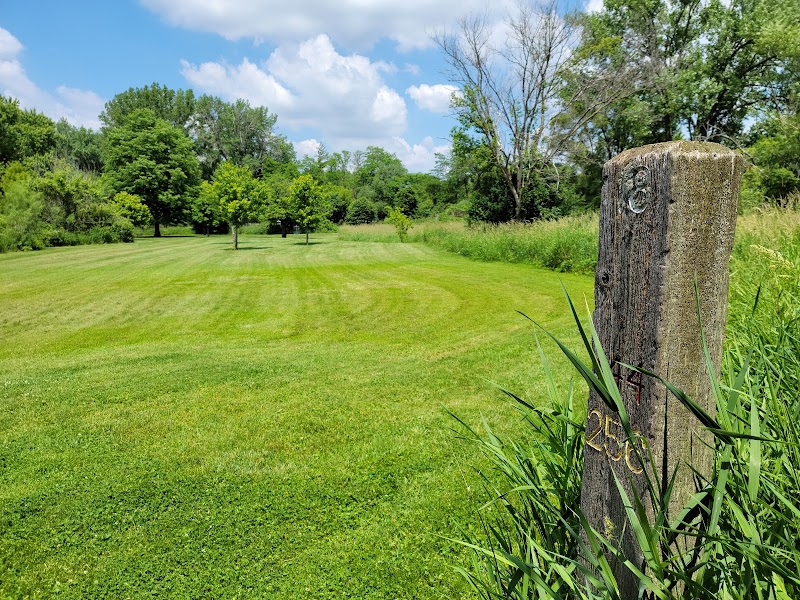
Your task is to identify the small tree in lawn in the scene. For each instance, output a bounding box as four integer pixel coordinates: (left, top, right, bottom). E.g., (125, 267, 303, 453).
(191, 181, 221, 236)
(212, 162, 255, 250)
(289, 174, 331, 245)
(261, 172, 294, 237)
(385, 206, 412, 242)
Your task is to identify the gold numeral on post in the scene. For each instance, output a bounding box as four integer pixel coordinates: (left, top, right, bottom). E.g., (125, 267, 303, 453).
(605, 416, 624, 461)
(625, 431, 645, 474)
(586, 410, 604, 451)
(585, 409, 646, 474)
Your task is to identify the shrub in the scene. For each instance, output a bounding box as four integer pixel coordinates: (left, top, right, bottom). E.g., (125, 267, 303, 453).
(385, 206, 412, 242)
(346, 197, 377, 224)
(113, 191, 151, 228)
(0, 175, 46, 252)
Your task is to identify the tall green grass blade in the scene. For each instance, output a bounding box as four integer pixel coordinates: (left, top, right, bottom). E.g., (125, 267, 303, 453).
(535, 329, 560, 408)
(529, 319, 612, 412)
(610, 469, 661, 576)
(631, 365, 720, 432)
(748, 392, 762, 502)
(582, 298, 629, 431)
(709, 445, 732, 539)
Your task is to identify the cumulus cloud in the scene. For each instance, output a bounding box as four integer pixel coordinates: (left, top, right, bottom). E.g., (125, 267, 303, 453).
(585, 0, 604, 12)
(294, 138, 321, 159)
(179, 33, 458, 171)
(180, 58, 294, 111)
(181, 34, 408, 140)
(0, 28, 23, 59)
(389, 136, 451, 173)
(140, 0, 516, 50)
(0, 28, 104, 129)
(406, 84, 459, 114)
(52, 87, 106, 129)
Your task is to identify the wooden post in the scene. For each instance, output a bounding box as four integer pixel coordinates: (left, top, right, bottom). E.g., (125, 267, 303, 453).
(580, 141, 743, 595)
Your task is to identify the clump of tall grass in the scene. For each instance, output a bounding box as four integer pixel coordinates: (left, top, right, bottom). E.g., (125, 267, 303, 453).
(454, 206, 800, 598)
(340, 215, 599, 275)
(455, 295, 800, 598)
(340, 206, 800, 278)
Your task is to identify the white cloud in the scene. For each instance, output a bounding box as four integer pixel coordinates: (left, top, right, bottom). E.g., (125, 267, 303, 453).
(181, 34, 408, 140)
(294, 138, 321, 159)
(327, 134, 448, 173)
(0, 28, 105, 129)
(178, 33, 456, 171)
(371, 86, 407, 128)
(406, 84, 459, 114)
(0, 27, 23, 59)
(390, 136, 450, 173)
(585, 0, 604, 13)
(140, 0, 517, 50)
(180, 58, 294, 111)
(52, 87, 106, 129)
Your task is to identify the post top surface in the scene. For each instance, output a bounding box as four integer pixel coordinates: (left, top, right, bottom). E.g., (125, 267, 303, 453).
(609, 141, 742, 167)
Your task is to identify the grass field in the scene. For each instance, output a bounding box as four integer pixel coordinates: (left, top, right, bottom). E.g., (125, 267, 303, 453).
(0, 233, 591, 598)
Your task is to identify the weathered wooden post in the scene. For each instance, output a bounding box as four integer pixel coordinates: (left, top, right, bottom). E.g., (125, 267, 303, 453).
(580, 141, 743, 595)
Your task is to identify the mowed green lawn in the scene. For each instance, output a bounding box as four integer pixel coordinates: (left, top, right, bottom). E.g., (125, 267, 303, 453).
(0, 234, 591, 599)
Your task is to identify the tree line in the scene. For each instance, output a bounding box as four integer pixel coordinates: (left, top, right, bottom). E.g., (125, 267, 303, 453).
(1, 0, 799, 253)
(0, 85, 456, 252)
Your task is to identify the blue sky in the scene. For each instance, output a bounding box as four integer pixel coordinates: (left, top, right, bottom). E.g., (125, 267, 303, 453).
(1, 0, 597, 172)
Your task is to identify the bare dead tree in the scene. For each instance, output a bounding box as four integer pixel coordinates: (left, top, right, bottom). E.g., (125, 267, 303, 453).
(436, 0, 634, 220)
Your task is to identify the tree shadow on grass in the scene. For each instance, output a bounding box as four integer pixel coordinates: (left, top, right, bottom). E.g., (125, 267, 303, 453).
(211, 242, 272, 250)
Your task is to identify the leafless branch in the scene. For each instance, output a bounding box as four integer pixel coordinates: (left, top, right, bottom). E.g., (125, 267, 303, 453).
(435, 0, 635, 219)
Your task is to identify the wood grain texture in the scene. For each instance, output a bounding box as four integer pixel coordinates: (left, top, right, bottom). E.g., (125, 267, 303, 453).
(580, 142, 742, 596)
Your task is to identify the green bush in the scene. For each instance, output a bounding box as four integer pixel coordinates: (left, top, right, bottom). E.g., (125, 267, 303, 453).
(0, 160, 137, 251)
(0, 175, 47, 252)
(346, 197, 377, 224)
(385, 206, 412, 242)
(113, 191, 151, 228)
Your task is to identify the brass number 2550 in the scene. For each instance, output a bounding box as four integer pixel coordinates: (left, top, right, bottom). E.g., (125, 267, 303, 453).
(586, 409, 645, 474)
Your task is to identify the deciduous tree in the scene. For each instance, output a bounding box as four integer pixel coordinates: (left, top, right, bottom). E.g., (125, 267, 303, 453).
(567, 0, 800, 166)
(112, 192, 151, 229)
(261, 171, 295, 237)
(54, 120, 104, 173)
(104, 109, 200, 237)
(0, 96, 56, 164)
(744, 113, 800, 203)
(210, 162, 258, 250)
(100, 83, 195, 131)
(191, 96, 294, 178)
(385, 206, 412, 242)
(289, 175, 331, 245)
(191, 181, 222, 236)
(436, 1, 631, 220)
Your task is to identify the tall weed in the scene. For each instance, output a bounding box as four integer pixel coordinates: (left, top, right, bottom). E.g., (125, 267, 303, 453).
(340, 215, 599, 275)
